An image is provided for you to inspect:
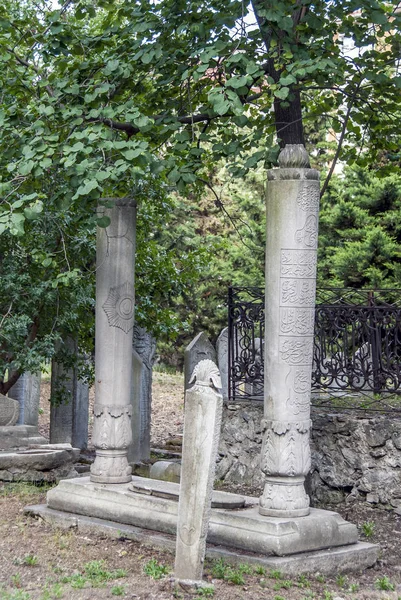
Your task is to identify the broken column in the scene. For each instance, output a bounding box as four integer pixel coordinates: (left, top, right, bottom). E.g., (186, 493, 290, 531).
(90, 198, 136, 484)
(175, 359, 223, 585)
(260, 144, 319, 517)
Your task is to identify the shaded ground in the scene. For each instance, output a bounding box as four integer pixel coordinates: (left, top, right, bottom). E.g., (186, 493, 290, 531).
(0, 371, 399, 599)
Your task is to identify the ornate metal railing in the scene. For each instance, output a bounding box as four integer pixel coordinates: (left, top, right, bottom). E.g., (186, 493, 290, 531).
(228, 287, 401, 412)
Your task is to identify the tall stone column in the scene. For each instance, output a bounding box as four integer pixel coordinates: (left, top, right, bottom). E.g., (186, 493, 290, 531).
(90, 198, 136, 484)
(259, 145, 319, 517)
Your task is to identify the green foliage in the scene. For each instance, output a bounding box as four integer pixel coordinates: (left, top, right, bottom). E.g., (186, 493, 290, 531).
(375, 576, 395, 591)
(22, 555, 38, 567)
(361, 521, 376, 538)
(1, 0, 401, 376)
(318, 167, 401, 289)
(143, 559, 169, 580)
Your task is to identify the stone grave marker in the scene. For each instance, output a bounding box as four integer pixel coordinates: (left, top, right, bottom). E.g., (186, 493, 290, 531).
(184, 332, 216, 392)
(174, 359, 223, 588)
(216, 327, 229, 401)
(49, 338, 89, 450)
(9, 372, 41, 427)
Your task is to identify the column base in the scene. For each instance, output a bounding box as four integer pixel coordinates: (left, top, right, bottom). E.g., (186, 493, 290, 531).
(259, 476, 310, 518)
(90, 450, 132, 484)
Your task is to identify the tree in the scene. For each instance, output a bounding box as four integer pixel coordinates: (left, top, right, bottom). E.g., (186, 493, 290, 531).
(318, 166, 401, 288)
(1, 0, 401, 377)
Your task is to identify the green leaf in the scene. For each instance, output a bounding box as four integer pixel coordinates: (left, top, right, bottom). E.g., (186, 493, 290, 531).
(274, 87, 290, 100)
(96, 216, 111, 228)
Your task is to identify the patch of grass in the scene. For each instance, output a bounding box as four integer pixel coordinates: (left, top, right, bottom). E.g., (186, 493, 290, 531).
(315, 574, 325, 583)
(297, 574, 310, 588)
(10, 575, 21, 589)
(111, 585, 125, 596)
(0, 591, 31, 600)
(143, 559, 169, 580)
(375, 576, 395, 591)
(224, 568, 245, 585)
(322, 591, 333, 600)
(361, 520, 375, 538)
(40, 583, 63, 600)
(274, 596, 286, 600)
(336, 574, 348, 588)
(238, 563, 253, 575)
(0, 482, 53, 499)
(195, 586, 215, 598)
(61, 561, 127, 590)
(253, 565, 266, 576)
(23, 554, 38, 567)
(211, 559, 227, 580)
(273, 580, 293, 590)
(348, 582, 359, 593)
(269, 569, 284, 580)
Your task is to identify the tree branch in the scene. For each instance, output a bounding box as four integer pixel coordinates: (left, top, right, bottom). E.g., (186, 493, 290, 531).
(320, 80, 362, 198)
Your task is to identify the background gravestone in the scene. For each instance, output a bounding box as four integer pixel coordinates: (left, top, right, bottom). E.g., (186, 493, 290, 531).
(9, 372, 41, 427)
(216, 328, 229, 401)
(49, 338, 89, 450)
(184, 332, 216, 393)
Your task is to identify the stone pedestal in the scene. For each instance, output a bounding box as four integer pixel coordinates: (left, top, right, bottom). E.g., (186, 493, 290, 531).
(260, 145, 319, 517)
(90, 198, 136, 484)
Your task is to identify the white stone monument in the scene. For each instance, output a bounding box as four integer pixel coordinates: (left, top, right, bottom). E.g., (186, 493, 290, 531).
(259, 144, 319, 517)
(90, 198, 136, 484)
(175, 359, 223, 587)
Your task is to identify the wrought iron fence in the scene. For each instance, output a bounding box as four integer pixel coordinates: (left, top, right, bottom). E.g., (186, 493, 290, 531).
(228, 287, 401, 412)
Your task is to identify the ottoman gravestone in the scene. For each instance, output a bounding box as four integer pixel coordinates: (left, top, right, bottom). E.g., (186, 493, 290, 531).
(175, 359, 223, 587)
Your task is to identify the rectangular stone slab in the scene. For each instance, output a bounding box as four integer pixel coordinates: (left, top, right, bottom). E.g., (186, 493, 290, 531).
(25, 504, 379, 576)
(47, 476, 358, 556)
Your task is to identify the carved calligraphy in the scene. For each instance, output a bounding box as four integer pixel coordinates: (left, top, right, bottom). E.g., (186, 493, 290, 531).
(281, 279, 316, 307)
(295, 215, 318, 248)
(279, 337, 314, 366)
(281, 249, 317, 279)
(280, 307, 315, 336)
(296, 183, 320, 212)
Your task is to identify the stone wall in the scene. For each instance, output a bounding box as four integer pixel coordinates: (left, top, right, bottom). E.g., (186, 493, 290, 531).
(217, 402, 401, 509)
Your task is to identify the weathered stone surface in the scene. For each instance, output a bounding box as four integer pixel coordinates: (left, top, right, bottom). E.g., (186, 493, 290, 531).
(25, 504, 379, 575)
(46, 477, 361, 557)
(0, 425, 47, 450)
(217, 402, 401, 506)
(175, 359, 223, 583)
(50, 338, 89, 450)
(90, 199, 136, 484)
(0, 395, 19, 427)
(150, 460, 181, 483)
(129, 326, 156, 464)
(216, 328, 229, 401)
(9, 372, 41, 426)
(260, 144, 320, 517)
(184, 332, 216, 392)
(0, 443, 79, 482)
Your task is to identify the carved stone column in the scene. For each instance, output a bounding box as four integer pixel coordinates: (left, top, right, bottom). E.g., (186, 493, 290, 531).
(259, 145, 319, 517)
(90, 199, 136, 484)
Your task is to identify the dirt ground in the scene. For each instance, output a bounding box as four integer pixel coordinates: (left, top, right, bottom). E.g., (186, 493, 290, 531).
(1, 372, 401, 600)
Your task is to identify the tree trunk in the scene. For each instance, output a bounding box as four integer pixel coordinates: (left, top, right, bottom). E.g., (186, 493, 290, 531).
(251, 0, 305, 147)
